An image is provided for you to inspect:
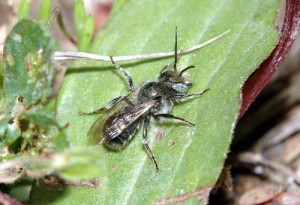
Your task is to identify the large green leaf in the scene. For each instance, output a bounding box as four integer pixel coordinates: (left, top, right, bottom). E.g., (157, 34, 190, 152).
(2, 19, 53, 115)
(30, 0, 280, 204)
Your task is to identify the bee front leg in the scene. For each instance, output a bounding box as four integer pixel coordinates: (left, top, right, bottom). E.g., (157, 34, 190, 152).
(142, 117, 160, 172)
(171, 88, 209, 103)
(110, 56, 134, 91)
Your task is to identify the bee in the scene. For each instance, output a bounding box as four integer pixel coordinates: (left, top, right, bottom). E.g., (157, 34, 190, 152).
(81, 28, 208, 171)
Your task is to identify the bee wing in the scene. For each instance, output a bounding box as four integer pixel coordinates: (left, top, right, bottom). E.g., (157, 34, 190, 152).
(105, 100, 157, 142)
(87, 93, 135, 144)
(87, 112, 110, 144)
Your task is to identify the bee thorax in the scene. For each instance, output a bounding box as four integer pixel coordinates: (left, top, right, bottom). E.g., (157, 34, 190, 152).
(153, 98, 173, 114)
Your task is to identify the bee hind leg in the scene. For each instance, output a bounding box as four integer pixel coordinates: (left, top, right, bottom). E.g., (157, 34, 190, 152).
(142, 117, 160, 172)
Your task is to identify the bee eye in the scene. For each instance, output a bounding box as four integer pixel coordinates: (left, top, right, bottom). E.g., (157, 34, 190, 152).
(172, 83, 188, 93)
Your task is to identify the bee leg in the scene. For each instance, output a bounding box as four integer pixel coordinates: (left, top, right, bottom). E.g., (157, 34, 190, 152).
(142, 117, 160, 172)
(110, 56, 134, 91)
(171, 88, 209, 102)
(154, 114, 195, 126)
(79, 96, 125, 115)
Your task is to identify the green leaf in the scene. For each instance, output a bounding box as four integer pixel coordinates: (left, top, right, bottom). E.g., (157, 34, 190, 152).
(2, 19, 53, 115)
(0, 148, 101, 184)
(30, 0, 280, 204)
(23, 109, 69, 151)
(5, 123, 21, 145)
(74, 0, 95, 51)
(8, 180, 32, 202)
(39, 0, 53, 25)
(18, 0, 31, 19)
(0, 65, 4, 102)
(14, 148, 103, 180)
(0, 19, 66, 156)
(54, 148, 103, 180)
(0, 115, 10, 139)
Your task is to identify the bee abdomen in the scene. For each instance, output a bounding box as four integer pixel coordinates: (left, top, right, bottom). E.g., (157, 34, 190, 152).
(105, 121, 140, 150)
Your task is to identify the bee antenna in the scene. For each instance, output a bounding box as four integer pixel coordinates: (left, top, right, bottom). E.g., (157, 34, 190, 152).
(174, 26, 178, 72)
(179, 66, 195, 76)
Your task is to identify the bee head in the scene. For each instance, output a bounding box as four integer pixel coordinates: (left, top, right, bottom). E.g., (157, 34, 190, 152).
(158, 65, 193, 93)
